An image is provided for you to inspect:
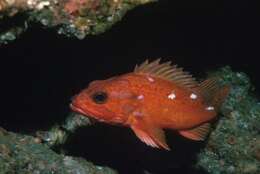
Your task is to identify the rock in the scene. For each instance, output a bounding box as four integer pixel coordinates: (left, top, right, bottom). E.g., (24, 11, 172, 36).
(0, 129, 117, 174)
(197, 66, 260, 174)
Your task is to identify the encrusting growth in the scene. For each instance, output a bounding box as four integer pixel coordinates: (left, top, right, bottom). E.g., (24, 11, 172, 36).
(0, 0, 156, 44)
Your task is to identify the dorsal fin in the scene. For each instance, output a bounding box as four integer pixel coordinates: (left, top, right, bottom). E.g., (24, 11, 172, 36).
(134, 59, 198, 88)
(195, 77, 230, 110)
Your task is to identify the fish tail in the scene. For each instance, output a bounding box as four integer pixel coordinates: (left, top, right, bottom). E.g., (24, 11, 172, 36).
(178, 78, 230, 142)
(196, 77, 230, 111)
(211, 85, 230, 111)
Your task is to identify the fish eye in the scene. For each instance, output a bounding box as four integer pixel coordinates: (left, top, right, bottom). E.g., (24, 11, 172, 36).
(91, 91, 108, 104)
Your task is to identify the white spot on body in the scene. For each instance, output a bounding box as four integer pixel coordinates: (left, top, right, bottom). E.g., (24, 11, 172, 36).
(111, 117, 122, 123)
(137, 95, 144, 100)
(190, 93, 197, 100)
(133, 111, 143, 117)
(147, 77, 155, 82)
(168, 93, 176, 100)
(206, 106, 215, 111)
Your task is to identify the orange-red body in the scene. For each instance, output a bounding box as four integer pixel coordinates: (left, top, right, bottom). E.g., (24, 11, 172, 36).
(71, 59, 229, 150)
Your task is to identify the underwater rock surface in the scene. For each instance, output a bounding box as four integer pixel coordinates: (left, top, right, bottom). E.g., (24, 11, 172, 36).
(0, 0, 155, 44)
(197, 67, 260, 174)
(0, 126, 117, 174)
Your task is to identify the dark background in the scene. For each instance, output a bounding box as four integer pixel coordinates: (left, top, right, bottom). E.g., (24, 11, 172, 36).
(0, 0, 259, 174)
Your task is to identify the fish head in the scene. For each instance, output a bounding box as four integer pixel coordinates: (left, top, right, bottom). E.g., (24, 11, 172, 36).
(70, 75, 138, 124)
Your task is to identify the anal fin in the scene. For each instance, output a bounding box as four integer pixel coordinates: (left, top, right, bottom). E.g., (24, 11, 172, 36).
(179, 123, 210, 141)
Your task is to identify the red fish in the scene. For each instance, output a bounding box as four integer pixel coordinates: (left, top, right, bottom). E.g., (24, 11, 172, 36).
(70, 59, 229, 150)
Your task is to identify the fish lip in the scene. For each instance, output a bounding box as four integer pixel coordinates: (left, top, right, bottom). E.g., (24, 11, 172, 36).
(70, 103, 101, 121)
(70, 103, 88, 116)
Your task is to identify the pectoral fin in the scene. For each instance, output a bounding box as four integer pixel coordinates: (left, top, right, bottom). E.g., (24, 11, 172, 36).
(130, 119, 170, 150)
(179, 123, 210, 141)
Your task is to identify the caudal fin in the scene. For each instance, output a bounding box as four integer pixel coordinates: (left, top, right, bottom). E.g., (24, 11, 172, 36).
(195, 77, 230, 111)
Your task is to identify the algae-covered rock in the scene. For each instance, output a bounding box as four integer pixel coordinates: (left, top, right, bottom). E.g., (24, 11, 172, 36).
(0, 0, 156, 44)
(197, 66, 260, 174)
(0, 126, 117, 174)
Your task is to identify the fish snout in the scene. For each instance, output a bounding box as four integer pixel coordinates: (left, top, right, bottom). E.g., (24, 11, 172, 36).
(70, 103, 86, 116)
(70, 93, 89, 114)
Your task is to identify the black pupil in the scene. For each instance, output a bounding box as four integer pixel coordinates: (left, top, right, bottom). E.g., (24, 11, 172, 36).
(92, 92, 108, 104)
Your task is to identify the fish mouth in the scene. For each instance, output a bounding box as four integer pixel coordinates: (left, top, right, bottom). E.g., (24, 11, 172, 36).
(70, 103, 101, 121)
(70, 103, 88, 115)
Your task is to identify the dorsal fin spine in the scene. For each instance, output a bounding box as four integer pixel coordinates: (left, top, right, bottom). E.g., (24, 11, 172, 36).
(156, 68, 172, 75)
(134, 59, 198, 89)
(137, 60, 149, 72)
(149, 62, 164, 73)
(143, 61, 159, 72)
(162, 70, 176, 77)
